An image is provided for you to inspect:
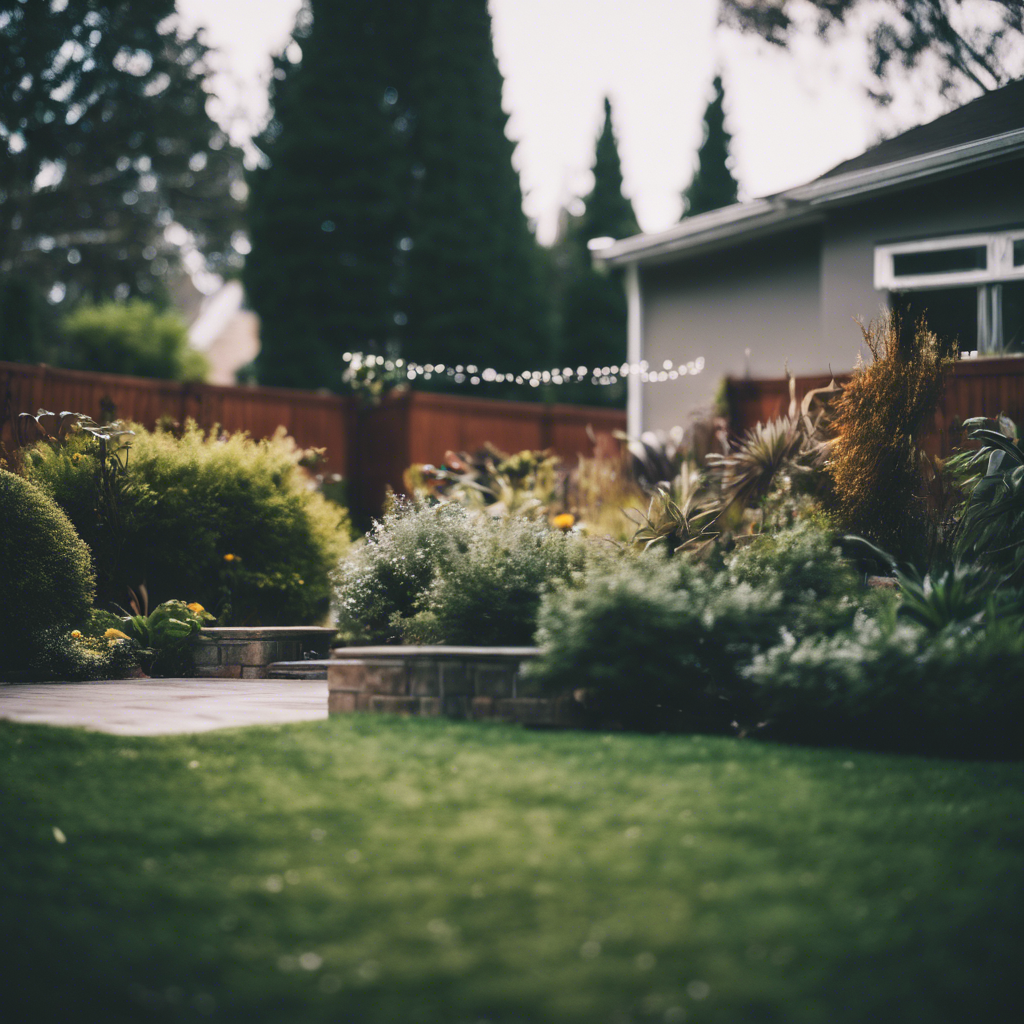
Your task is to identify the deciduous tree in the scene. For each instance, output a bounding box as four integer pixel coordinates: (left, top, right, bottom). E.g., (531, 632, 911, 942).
(0, 0, 244, 360)
(719, 0, 1024, 102)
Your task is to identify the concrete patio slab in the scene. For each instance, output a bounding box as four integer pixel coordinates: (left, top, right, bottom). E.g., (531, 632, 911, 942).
(0, 678, 327, 736)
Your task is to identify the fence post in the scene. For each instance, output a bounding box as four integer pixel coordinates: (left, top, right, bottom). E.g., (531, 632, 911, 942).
(540, 403, 555, 451)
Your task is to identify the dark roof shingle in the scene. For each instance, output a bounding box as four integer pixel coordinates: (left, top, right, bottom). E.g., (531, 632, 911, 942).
(818, 78, 1024, 180)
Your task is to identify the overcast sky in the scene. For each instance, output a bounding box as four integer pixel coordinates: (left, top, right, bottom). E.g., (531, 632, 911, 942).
(176, 0, 962, 244)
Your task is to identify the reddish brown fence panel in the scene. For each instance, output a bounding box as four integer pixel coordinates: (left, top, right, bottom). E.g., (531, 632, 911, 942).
(1, 362, 626, 518)
(353, 391, 626, 514)
(0, 362, 350, 475)
(726, 357, 1024, 457)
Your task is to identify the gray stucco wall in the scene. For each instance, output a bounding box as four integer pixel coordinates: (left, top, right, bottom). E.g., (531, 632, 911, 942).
(636, 156, 1024, 433)
(638, 227, 827, 432)
(821, 158, 1024, 351)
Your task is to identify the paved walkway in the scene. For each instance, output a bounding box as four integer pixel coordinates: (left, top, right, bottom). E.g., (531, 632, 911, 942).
(0, 679, 328, 735)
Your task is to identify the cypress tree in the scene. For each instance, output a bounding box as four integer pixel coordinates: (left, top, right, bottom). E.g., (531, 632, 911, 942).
(246, 0, 552, 393)
(246, 2, 412, 389)
(402, 0, 551, 382)
(681, 75, 739, 218)
(554, 98, 639, 407)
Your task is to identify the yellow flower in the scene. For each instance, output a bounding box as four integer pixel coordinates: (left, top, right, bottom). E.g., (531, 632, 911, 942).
(223, 553, 236, 562)
(70, 630, 82, 639)
(72, 453, 82, 464)
(297, 579, 304, 586)
(104, 628, 131, 641)
(186, 602, 205, 615)
(552, 513, 575, 531)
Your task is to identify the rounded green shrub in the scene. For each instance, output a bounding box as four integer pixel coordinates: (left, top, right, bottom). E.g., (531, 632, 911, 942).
(24, 423, 352, 626)
(401, 514, 591, 646)
(28, 627, 140, 683)
(60, 299, 208, 381)
(530, 522, 871, 732)
(744, 610, 1024, 757)
(334, 500, 592, 646)
(0, 469, 95, 673)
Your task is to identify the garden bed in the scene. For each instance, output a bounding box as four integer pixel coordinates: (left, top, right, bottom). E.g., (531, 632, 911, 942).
(191, 627, 337, 679)
(327, 645, 579, 726)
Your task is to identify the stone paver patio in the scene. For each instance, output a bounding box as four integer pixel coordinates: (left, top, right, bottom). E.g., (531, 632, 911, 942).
(0, 679, 327, 735)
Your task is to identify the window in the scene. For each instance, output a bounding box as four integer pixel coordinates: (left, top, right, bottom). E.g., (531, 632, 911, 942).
(875, 230, 1024, 354)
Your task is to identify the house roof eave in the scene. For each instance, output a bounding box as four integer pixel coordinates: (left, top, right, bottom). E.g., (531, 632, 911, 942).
(597, 126, 1024, 269)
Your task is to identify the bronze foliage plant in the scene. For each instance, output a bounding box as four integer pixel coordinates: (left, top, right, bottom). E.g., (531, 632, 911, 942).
(828, 312, 954, 557)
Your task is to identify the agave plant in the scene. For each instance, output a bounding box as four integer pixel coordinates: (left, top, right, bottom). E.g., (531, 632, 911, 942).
(615, 424, 689, 492)
(952, 416, 1024, 585)
(625, 484, 720, 556)
(707, 374, 838, 514)
(849, 535, 1024, 632)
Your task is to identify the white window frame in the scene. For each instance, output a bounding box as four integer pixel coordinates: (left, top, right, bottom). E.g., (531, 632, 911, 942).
(874, 229, 1024, 292)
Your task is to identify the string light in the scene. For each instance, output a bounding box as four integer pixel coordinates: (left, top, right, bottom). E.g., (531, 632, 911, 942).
(341, 352, 705, 389)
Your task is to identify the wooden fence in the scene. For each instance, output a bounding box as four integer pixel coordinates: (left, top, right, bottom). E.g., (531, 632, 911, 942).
(726, 356, 1024, 457)
(0, 362, 625, 517)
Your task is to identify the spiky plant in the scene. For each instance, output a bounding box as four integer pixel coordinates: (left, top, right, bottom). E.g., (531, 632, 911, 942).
(625, 483, 719, 556)
(952, 417, 1024, 585)
(707, 374, 838, 516)
(828, 313, 954, 558)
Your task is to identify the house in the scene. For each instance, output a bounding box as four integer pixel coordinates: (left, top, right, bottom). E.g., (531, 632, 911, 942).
(593, 79, 1024, 435)
(186, 280, 260, 385)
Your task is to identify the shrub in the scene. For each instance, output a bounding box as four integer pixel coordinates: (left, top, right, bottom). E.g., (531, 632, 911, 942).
(24, 423, 351, 626)
(28, 627, 140, 683)
(334, 500, 591, 645)
(828, 312, 953, 558)
(60, 300, 208, 381)
(744, 610, 1024, 757)
(530, 520, 867, 730)
(726, 516, 860, 611)
(401, 516, 590, 645)
(530, 554, 720, 730)
(334, 500, 477, 644)
(0, 469, 95, 677)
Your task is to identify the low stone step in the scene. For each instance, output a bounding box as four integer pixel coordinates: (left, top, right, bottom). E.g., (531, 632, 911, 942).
(192, 627, 338, 679)
(266, 660, 331, 680)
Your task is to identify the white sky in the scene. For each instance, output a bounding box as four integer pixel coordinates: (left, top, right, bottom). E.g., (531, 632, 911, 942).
(176, 0, 964, 244)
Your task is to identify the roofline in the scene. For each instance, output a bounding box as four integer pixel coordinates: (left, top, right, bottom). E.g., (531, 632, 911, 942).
(597, 126, 1024, 268)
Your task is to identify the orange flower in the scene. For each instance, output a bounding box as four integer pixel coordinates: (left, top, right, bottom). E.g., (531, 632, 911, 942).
(223, 553, 236, 562)
(186, 602, 205, 615)
(552, 513, 575, 531)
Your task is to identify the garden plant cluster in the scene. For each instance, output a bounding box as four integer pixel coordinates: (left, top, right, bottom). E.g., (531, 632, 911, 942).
(0, 415, 350, 681)
(337, 314, 1024, 758)
(3, 314, 1023, 758)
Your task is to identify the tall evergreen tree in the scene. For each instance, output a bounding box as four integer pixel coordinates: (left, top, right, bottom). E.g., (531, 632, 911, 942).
(0, 0, 244, 360)
(577, 98, 641, 244)
(246, 2, 412, 388)
(553, 97, 638, 407)
(402, 0, 550, 377)
(246, 0, 552, 392)
(681, 75, 739, 219)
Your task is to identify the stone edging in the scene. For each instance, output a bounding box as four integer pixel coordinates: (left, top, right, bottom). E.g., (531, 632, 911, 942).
(328, 646, 577, 726)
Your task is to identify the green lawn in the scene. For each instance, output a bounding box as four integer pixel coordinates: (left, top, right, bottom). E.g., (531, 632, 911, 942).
(1, 716, 1021, 1024)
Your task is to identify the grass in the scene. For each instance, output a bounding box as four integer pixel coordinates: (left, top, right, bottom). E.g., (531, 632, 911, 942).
(1, 716, 1021, 1024)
